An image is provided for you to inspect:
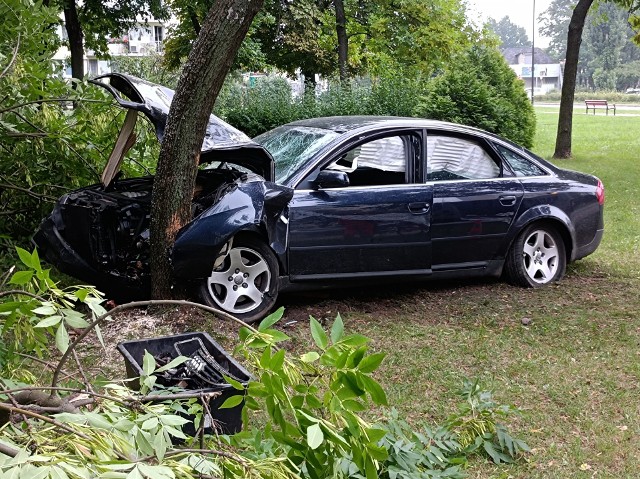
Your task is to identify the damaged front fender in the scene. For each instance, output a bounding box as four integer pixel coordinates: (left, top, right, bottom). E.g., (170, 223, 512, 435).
(171, 179, 293, 280)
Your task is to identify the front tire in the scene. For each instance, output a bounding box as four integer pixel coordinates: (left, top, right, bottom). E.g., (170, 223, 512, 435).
(505, 223, 566, 288)
(199, 236, 279, 323)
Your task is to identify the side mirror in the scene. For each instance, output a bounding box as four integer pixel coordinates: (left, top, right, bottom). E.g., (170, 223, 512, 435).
(312, 170, 350, 190)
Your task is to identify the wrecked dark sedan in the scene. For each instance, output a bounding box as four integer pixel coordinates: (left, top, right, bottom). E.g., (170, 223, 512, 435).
(35, 73, 605, 322)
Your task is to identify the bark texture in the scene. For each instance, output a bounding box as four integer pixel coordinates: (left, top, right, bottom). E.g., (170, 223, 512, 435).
(63, 0, 84, 81)
(553, 0, 594, 159)
(150, 0, 264, 298)
(334, 0, 348, 82)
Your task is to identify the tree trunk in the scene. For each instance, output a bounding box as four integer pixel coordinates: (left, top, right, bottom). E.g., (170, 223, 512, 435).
(553, 0, 594, 159)
(63, 0, 84, 81)
(334, 0, 348, 82)
(150, 0, 264, 298)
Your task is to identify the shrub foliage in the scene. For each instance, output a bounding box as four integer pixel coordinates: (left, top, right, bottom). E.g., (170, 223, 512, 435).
(416, 46, 536, 148)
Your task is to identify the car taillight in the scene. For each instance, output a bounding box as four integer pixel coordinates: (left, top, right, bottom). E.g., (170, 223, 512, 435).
(596, 179, 605, 205)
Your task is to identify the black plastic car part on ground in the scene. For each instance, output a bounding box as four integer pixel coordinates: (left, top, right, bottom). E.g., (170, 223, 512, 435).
(34, 74, 605, 323)
(117, 332, 251, 435)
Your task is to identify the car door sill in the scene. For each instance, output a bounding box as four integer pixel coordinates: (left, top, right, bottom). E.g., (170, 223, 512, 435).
(289, 268, 432, 282)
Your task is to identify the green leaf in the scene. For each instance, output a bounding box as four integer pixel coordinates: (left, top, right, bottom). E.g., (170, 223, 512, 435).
(9, 270, 33, 285)
(159, 415, 189, 428)
(155, 355, 188, 373)
(30, 248, 41, 272)
(306, 423, 324, 450)
(142, 351, 155, 376)
(258, 306, 284, 331)
(300, 351, 320, 363)
(361, 375, 388, 406)
(55, 323, 69, 353)
(34, 315, 62, 328)
(366, 427, 388, 443)
(219, 394, 245, 409)
(16, 247, 34, 268)
(95, 324, 105, 348)
(483, 440, 511, 464)
(270, 348, 285, 371)
(358, 352, 386, 373)
(310, 316, 328, 350)
(330, 313, 344, 343)
(32, 304, 57, 315)
(338, 334, 370, 347)
(342, 399, 366, 412)
(141, 417, 159, 430)
(63, 314, 90, 329)
(263, 328, 290, 343)
(223, 374, 245, 390)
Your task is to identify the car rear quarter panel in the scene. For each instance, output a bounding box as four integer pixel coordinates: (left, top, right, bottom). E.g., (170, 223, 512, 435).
(508, 176, 602, 261)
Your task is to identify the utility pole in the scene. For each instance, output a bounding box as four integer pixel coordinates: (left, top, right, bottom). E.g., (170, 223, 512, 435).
(531, 0, 536, 104)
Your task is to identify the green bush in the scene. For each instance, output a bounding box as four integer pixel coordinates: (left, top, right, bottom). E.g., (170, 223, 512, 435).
(416, 46, 536, 148)
(215, 75, 428, 138)
(215, 76, 302, 138)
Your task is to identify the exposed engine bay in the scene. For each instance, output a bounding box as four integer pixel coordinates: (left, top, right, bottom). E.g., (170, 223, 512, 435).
(54, 168, 246, 284)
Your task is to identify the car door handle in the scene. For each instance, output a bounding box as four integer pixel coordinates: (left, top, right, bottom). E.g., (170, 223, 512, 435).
(408, 202, 431, 215)
(499, 195, 517, 206)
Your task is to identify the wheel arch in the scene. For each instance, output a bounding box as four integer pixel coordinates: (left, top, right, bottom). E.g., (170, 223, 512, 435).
(507, 206, 576, 262)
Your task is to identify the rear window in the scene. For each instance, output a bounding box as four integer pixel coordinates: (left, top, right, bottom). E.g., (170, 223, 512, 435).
(495, 144, 547, 177)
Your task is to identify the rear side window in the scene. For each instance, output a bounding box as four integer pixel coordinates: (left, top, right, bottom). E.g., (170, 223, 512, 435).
(495, 144, 547, 177)
(426, 135, 499, 181)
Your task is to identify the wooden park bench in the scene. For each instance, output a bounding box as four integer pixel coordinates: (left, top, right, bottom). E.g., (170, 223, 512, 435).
(585, 99, 616, 115)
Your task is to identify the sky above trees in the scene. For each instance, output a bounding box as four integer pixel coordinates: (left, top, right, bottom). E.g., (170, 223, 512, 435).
(470, 0, 552, 46)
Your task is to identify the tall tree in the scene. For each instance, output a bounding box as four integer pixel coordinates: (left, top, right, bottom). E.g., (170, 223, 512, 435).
(334, 0, 348, 81)
(48, 0, 167, 80)
(486, 16, 531, 47)
(149, 0, 263, 298)
(553, 0, 594, 159)
(539, 0, 573, 60)
(584, 3, 627, 89)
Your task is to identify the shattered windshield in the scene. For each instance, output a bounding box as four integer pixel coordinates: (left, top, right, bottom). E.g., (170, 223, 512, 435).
(254, 125, 339, 184)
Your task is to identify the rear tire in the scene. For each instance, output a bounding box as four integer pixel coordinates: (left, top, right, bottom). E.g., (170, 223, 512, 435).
(199, 236, 279, 323)
(505, 223, 566, 288)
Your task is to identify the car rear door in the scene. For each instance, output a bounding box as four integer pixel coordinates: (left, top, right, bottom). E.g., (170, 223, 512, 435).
(287, 130, 433, 280)
(425, 131, 524, 271)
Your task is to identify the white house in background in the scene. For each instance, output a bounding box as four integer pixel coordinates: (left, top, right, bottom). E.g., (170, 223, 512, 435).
(52, 18, 173, 78)
(501, 47, 563, 96)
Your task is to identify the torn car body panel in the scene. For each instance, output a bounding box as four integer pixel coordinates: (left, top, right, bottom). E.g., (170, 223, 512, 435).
(172, 178, 293, 280)
(90, 73, 274, 181)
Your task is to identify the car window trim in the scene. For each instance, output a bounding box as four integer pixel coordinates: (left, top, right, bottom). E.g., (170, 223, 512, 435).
(489, 140, 553, 177)
(292, 127, 424, 190)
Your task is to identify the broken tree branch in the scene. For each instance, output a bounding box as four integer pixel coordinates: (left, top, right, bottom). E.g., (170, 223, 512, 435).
(0, 33, 20, 80)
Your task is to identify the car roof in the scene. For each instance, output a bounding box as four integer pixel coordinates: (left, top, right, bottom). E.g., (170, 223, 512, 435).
(286, 115, 513, 143)
(290, 115, 466, 132)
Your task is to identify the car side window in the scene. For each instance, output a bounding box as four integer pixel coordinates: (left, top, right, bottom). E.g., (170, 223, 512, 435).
(325, 135, 407, 186)
(495, 144, 547, 177)
(426, 135, 499, 181)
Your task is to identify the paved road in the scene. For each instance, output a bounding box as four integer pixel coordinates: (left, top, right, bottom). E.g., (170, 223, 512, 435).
(534, 102, 640, 116)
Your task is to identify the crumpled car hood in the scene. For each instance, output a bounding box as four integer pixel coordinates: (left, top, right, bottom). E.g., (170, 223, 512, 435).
(90, 73, 274, 181)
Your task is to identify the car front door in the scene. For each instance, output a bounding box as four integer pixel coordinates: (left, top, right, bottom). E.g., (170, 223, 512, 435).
(425, 131, 524, 271)
(287, 131, 433, 280)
